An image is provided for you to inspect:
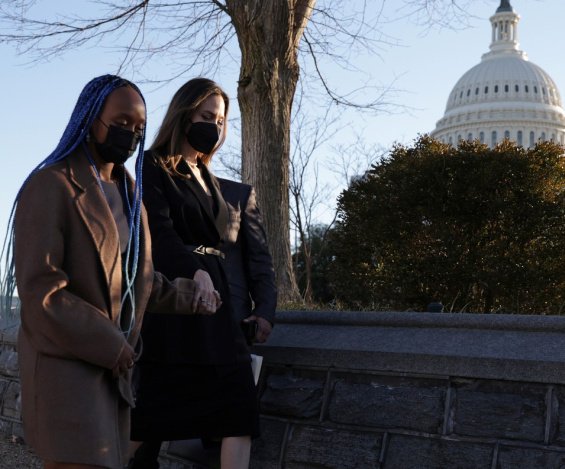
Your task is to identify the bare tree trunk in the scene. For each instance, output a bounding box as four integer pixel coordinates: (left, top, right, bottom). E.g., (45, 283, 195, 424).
(292, 185, 313, 303)
(226, 0, 315, 303)
(302, 242, 314, 304)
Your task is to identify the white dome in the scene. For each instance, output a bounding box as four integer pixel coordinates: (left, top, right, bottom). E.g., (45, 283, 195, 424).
(446, 57, 561, 111)
(431, 1, 565, 147)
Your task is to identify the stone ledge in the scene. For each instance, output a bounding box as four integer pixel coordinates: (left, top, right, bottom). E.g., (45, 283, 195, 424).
(274, 310, 565, 332)
(254, 312, 565, 385)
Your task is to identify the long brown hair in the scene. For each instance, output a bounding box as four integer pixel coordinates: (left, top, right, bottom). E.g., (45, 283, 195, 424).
(150, 77, 229, 176)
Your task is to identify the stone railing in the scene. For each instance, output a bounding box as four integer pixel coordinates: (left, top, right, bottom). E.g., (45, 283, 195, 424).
(4, 311, 565, 468)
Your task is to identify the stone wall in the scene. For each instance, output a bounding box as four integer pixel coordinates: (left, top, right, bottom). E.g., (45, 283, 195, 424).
(0, 324, 22, 439)
(4, 311, 565, 468)
(238, 311, 565, 469)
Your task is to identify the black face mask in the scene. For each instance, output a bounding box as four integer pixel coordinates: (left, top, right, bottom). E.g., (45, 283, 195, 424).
(94, 120, 141, 165)
(186, 121, 220, 154)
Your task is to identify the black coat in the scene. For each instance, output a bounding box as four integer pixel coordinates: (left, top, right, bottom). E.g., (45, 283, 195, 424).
(218, 178, 277, 324)
(139, 151, 248, 364)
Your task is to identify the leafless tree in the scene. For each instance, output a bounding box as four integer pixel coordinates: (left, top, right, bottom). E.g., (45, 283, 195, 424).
(328, 133, 387, 187)
(289, 98, 339, 303)
(0, 0, 470, 302)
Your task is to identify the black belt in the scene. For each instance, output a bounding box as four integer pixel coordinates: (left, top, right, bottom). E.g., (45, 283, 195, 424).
(190, 244, 225, 259)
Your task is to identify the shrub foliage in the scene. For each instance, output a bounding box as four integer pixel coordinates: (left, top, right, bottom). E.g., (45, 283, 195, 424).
(329, 136, 565, 313)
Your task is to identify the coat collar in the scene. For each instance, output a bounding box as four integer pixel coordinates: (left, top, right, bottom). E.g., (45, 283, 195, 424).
(67, 146, 129, 192)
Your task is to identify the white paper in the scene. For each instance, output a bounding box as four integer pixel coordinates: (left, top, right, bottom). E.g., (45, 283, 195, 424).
(250, 354, 263, 385)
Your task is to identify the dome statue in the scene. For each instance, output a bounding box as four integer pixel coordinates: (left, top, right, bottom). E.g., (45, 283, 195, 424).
(431, 0, 565, 147)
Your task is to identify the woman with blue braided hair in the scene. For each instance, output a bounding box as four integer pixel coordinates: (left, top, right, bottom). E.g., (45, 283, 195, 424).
(2, 75, 218, 469)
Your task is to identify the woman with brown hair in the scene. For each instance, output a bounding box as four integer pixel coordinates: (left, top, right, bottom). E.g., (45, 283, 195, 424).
(130, 78, 258, 469)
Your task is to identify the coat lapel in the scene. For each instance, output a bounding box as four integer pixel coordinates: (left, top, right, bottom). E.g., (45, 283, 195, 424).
(201, 164, 228, 241)
(177, 159, 228, 243)
(67, 151, 122, 320)
(177, 159, 215, 219)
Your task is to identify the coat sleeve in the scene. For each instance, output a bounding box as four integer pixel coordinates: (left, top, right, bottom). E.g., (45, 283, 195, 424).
(142, 154, 203, 280)
(14, 171, 127, 370)
(146, 272, 198, 314)
(241, 186, 277, 323)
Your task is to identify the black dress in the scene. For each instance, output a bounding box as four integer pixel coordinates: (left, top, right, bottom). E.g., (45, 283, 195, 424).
(130, 152, 258, 441)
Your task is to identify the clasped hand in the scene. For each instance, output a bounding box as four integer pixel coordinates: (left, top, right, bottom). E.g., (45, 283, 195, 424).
(192, 269, 222, 315)
(112, 342, 135, 378)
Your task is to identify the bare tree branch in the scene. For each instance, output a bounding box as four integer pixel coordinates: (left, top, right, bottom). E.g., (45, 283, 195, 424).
(328, 133, 387, 186)
(0, 1, 235, 78)
(398, 0, 478, 30)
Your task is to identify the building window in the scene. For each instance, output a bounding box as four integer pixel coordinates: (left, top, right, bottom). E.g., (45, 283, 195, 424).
(541, 132, 546, 141)
(529, 131, 535, 147)
(475, 87, 479, 95)
(542, 87, 546, 95)
(457, 134, 462, 141)
(551, 133, 556, 141)
(460, 91, 463, 98)
(504, 130, 510, 140)
(515, 84, 519, 92)
(468, 133, 473, 141)
(467, 89, 471, 97)
(534, 86, 538, 93)
(491, 131, 497, 146)
(484, 86, 488, 94)
(495, 85, 499, 93)
(525, 85, 529, 93)
(479, 131, 485, 143)
(517, 131, 523, 146)
(449, 136, 453, 145)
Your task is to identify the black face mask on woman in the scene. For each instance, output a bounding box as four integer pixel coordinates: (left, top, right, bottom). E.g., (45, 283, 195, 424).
(186, 121, 220, 154)
(94, 120, 141, 165)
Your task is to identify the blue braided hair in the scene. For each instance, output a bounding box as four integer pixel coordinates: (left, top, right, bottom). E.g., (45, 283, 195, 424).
(0, 74, 146, 335)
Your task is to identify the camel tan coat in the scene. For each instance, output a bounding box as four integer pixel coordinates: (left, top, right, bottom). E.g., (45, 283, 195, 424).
(14, 151, 198, 468)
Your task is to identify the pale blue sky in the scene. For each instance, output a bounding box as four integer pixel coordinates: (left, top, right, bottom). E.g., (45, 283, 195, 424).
(0, 0, 562, 239)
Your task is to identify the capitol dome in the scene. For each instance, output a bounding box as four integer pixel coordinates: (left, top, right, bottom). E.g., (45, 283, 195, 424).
(431, 0, 565, 147)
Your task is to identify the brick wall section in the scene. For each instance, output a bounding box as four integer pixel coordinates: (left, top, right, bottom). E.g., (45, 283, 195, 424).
(250, 368, 565, 468)
(4, 311, 565, 468)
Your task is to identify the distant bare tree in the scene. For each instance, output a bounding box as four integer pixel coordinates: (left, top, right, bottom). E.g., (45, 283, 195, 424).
(329, 134, 387, 187)
(289, 99, 338, 303)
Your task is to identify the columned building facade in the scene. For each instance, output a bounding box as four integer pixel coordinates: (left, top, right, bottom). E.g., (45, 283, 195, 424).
(431, 0, 565, 147)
